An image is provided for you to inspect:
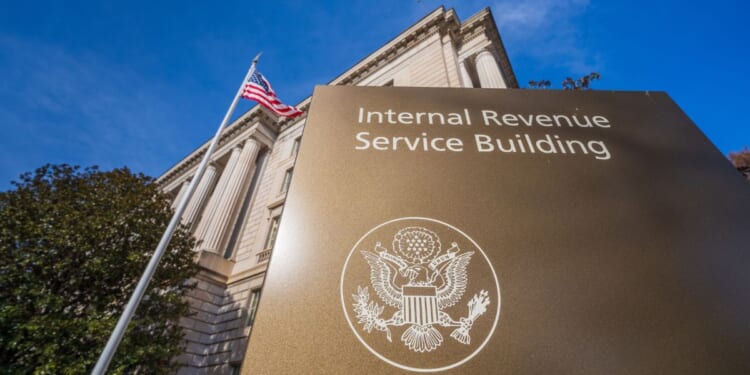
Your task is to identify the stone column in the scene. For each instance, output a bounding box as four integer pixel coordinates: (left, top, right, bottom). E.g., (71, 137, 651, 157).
(475, 49, 506, 89)
(196, 139, 261, 254)
(193, 147, 242, 240)
(459, 60, 473, 88)
(182, 165, 218, 226)
(171, 180, 190, 210)
(441, 34, 461, 88)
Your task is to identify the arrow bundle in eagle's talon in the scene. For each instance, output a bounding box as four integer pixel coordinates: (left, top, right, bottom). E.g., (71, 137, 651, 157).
(450, 290, 490, 345)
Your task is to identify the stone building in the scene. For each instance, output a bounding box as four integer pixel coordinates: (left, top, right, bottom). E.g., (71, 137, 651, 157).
(157, 6, 518, 374)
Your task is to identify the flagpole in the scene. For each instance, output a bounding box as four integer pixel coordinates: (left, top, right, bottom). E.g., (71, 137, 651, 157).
(91, 52, 262, 375)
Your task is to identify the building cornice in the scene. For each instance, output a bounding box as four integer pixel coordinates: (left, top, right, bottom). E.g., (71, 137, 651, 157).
(459, 7, 519, 88)
(277, 6, 458, 131)
(332, 7, 458, 87)
(159, 6, 518, 184)
(157, 106, 278, 186)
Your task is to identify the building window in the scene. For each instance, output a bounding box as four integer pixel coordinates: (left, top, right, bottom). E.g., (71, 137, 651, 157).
(264, 216, 280, 250)
(281, 168, 293, 193)
(291, 137, 301, 157)
(246, 289, 262, 326)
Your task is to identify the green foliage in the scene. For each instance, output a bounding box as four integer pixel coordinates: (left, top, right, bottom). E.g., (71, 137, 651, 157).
(527, 79, 551, 90)
(528, 72, 601, 90)
(0, 164, 197, 374)
(562, 72, 601, 91)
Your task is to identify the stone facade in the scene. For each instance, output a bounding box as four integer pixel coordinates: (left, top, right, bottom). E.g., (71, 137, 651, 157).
(157, 6, 518, 374)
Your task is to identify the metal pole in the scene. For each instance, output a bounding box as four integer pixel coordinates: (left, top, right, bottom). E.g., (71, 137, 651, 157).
(91, 52, 262, 375)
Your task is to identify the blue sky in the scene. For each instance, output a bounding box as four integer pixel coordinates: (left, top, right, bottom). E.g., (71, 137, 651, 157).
(1, 0, 748, 190)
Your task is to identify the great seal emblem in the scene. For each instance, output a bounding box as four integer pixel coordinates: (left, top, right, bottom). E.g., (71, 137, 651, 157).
(340, 217, 501, 372)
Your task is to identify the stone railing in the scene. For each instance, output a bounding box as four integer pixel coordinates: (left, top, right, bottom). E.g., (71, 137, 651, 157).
(257, 249, 273, 263)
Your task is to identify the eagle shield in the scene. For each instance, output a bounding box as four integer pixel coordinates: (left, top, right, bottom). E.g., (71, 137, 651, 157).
(352, 226, 490, 353)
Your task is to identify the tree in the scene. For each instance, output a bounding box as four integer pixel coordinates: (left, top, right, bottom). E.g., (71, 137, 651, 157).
(527, 79, 551, 90)
(562, 72, 601, 91)
(729, 147, 750, 181)
(528, 72, 601, 90)
(0, 164, 197, 374)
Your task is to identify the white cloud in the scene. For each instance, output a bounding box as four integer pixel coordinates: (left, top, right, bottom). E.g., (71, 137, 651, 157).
(491, 0, 599, 74)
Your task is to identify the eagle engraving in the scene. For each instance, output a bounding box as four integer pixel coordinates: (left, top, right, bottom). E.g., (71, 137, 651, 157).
(352, 227, 490, 353)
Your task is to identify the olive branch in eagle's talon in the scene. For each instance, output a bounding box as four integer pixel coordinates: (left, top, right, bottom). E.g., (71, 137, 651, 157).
(352, 286, 392, 342)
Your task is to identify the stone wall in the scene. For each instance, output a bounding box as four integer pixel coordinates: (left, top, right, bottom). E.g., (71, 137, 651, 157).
(159, 7, 518, 373)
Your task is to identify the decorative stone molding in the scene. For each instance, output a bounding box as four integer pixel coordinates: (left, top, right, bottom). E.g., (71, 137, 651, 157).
(196, 250, 235, 281)
(159, 7, 518, 189)
(157, 107, 277, 187)
(332, 8, 462, 88)
(459, 7, 518, 88)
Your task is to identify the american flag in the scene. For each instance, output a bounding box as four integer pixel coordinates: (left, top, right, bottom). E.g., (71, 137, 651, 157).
(242, 71, 303, 118)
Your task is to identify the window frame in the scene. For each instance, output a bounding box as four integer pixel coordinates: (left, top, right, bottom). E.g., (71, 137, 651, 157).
(245, 289, 262, 327)
(281, 168, 293, 193)
(291, 137, 301, 157)
(264, 215, 281, 250)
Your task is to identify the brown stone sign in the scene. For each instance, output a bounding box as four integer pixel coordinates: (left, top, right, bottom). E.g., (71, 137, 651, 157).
(243, 86, 750, 374)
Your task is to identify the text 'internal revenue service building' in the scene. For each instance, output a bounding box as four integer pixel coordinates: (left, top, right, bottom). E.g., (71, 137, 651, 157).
(243, 86, 750, 374)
